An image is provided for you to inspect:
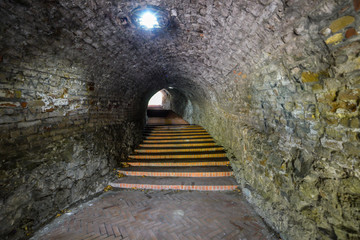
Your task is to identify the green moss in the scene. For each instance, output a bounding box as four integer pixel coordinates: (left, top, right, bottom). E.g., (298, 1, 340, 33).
(312, 84, 323, 92)
(302, 72, 319, 83)
(15, 90, 22, 98)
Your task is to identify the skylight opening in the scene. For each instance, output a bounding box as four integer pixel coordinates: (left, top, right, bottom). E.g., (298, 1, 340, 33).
(139, 12, 159, 29)
(131, 6, 169, 30)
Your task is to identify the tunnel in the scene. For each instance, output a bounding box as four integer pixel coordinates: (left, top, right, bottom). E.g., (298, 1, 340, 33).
(0, 0, 359, 239)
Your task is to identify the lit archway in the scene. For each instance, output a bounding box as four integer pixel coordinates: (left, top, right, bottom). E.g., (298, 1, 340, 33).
(147, 89, 171, 109)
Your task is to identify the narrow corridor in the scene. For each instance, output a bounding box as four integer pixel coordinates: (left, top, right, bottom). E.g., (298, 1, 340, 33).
(111, 109, 237, 191)
(32, 110, 278, 240)
(2, 1, 359, 239)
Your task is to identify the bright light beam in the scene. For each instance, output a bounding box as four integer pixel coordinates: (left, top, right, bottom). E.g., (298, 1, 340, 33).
(148, 91, 164, 106)
(139, 12, 159, 29)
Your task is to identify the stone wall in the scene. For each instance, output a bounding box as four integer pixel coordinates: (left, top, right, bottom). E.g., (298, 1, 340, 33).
(1, 0, 360, 239)
(0, 56, 144, 239)
(175, 2, 360, 239)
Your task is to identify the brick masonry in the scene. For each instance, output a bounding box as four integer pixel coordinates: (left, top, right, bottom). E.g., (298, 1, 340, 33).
(0, 0, 359, 239)
(172, 1, 360, 239)
(31, 190, 279, 240)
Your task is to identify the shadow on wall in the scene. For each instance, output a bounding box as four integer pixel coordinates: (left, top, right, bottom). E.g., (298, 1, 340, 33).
(0, 54, 145, 240)
(168, 88, 194, 124)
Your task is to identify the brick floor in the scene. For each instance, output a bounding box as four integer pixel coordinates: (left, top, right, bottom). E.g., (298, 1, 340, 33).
(118, 166, 233, 177)
(147, 110, 188, 125)
(32, 190, 278, 240)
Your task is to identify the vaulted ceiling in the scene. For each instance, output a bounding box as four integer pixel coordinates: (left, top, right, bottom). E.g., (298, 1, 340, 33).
(1, 0, 329, 104)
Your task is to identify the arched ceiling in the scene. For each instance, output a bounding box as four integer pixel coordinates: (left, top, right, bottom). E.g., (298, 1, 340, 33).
(0, 0, 340, 104)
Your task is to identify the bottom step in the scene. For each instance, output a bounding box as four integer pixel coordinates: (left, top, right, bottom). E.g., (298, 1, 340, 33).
(118, 166, 233, 177)
(110, 176, 238, 191)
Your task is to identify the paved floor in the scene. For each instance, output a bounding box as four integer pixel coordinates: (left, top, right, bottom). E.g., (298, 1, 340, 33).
(32, 190, 278, 240)
(147, 109, 188, 125)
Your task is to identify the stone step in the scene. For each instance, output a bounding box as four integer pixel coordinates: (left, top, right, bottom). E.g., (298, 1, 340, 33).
(110, 176, 238, 191)
(143, 138, 214, 143)
(145, 124, 198, 129)
(145, 127, 205, 130)
(128, 152, 227, 159)
(145, 135, 212, 140)
(134, 147, 224, 153)
(139, 142, 217, 148)
(144, 132, 209, 136)
(145, 129, 206, 133)
(125, 158, 230, 167)
(145, 125, 203, 128)
(118, 166, 233, 177)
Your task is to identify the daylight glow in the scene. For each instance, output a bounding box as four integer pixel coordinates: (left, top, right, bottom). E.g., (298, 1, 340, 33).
(139, 12, 159, 29)
(148, 91, 164, 106)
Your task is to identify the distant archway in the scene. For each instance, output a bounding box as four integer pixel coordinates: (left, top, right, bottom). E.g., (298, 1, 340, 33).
(147, 89, 171, 109)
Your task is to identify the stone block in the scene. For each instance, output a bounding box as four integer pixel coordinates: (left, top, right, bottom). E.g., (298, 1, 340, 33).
(343, 142, 360, 156)
(354, 0, 360, 11)
(325, 33, 343, 45)
(329, 16, 355, 33)
(320, 137, 343, 150)
(311, 84, 323, 92)
(350, 118, 360, 128)
(325, 127, 344, 141)
(338, 89, 360, 101)
(301, 72, 319, 83)
(17, 120, 41, 128)
(0, 115, 23, 124)
(345, 28, 358, 38)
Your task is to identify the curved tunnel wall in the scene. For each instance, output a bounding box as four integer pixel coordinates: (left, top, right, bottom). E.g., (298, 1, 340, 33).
(0, 0, 359, 239)
(0, 54, 145, 239)
(170, 2, 360, 239)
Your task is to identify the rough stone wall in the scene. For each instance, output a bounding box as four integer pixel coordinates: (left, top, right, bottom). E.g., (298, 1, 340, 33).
(176, 2, 360, 239)
(0, 56, 144, 239)
(161, 90, 171, 110)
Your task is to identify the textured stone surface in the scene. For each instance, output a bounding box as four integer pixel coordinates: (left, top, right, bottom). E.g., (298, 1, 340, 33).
(171, 1, 360, 239)
(0, 41, 144, 239)
(1, 0, 360, 239)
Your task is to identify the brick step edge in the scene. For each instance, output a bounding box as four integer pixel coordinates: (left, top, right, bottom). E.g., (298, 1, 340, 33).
(144, 133, 209, 136)
(128, 153, 226, 159)
(109, 182, 238, 191)
(118, 170, 233, 177)
(126, 161, 230, 167)
(145, 136, 212, 140)
(143, 139, 214, 143)
(134, 147, 224, 153)
(144, 130, 206, 133)
(139, 143, 217, 148)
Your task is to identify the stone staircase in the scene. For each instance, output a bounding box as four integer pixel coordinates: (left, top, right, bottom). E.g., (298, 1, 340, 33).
(110, 124, 238, 191)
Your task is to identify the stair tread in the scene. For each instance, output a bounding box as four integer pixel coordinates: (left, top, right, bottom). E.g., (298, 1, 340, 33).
(125, 158, 229, 163)
(144, 136, 212, 140)
(131, 151, 225, 156)
(144, 133, 209, 136)
(117, 122, 236, 191)
(146, 124, 192, 127)
(143, 139, 215, 143)
(118, 166, 232, 172)
(138, 144, 219, 149)
(134, 147, 224, 153)
(144, 129, 206, 133)
(129, 155, 226, 160)
(111, 176, 237, 186)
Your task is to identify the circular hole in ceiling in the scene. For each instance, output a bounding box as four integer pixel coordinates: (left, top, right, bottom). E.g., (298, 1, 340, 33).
(131, 6, 170, 30)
